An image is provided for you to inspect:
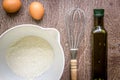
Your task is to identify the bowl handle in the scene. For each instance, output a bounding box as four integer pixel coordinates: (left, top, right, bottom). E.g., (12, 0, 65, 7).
(47, 29, 60, 43)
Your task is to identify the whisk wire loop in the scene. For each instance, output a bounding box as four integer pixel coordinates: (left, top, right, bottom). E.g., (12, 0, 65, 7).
(65, 8, 85, 49)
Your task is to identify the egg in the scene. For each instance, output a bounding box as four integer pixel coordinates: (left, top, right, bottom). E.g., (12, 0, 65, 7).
(2, 0, 22, 13)
(29, 1, 44, 20)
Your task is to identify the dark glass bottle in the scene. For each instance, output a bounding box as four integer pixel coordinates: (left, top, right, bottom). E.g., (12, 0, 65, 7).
(91, 9, 107, 80)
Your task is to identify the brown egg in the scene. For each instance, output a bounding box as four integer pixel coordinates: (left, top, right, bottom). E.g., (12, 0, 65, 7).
(2, 0, 22, 13)
(29, 1, 44, 20)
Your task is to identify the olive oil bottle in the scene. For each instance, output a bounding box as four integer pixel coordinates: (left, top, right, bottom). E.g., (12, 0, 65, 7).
(91, 9, 107, 80)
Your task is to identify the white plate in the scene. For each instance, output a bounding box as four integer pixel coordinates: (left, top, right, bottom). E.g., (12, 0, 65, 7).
(0, 24, 65, 80)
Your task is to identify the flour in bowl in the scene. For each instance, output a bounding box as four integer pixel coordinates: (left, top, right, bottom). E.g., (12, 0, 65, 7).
(6, 36, 54, 80)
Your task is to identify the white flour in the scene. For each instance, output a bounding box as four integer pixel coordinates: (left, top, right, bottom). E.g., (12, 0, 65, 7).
(6, 36, 54, 80)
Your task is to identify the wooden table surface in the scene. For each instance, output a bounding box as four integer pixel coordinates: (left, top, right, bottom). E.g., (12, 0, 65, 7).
(0, 0, 120, 80)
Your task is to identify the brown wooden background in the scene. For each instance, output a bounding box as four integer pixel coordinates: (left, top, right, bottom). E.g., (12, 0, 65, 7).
(0, 0, 120, 80)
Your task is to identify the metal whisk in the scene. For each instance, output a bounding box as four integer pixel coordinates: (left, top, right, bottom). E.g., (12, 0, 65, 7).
(65, 8, 85, 80)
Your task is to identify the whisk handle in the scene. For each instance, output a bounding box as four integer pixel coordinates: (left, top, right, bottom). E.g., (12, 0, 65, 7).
(71, 59, 77, 80)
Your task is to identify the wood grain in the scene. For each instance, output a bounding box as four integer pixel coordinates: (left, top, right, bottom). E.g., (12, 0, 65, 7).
(0, 0, 120, 80)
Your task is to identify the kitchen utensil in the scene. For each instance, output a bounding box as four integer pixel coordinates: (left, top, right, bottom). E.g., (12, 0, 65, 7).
(0, 24, 65, 80)
(65, 8, 85, 80)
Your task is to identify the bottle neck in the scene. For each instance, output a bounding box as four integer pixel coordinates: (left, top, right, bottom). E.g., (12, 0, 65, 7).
(94, 16, 104, 27)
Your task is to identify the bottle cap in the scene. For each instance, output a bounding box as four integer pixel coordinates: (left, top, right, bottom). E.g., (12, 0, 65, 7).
(94, 9, 104, 17)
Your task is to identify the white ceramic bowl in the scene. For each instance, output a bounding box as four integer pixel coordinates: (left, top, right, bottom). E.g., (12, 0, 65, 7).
(0, 24, 65, 80)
